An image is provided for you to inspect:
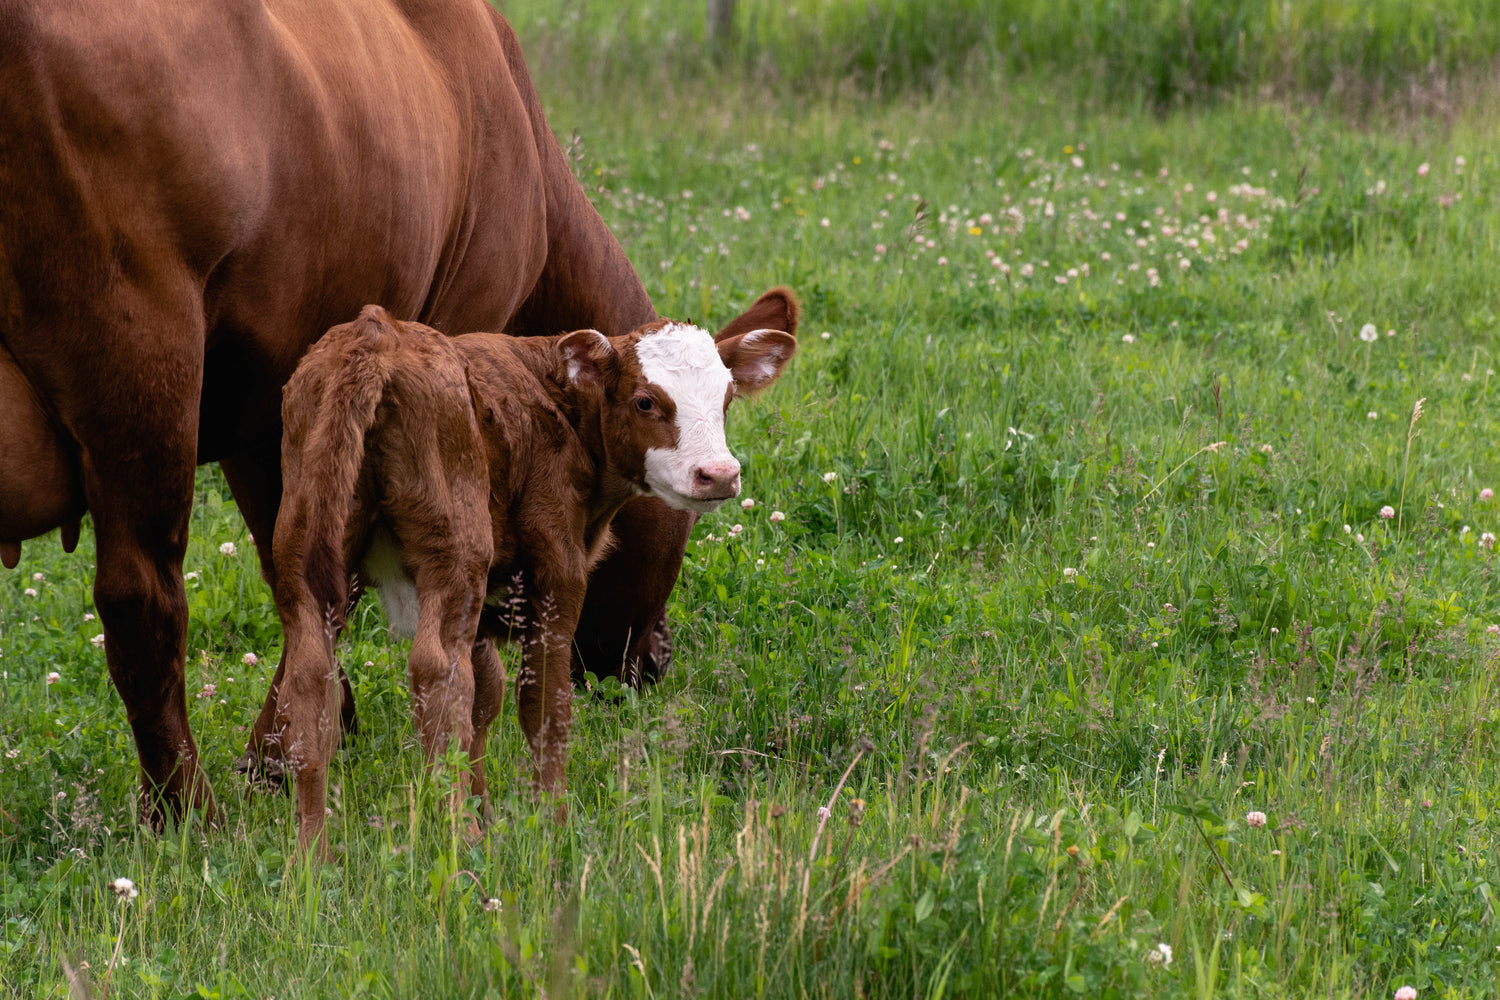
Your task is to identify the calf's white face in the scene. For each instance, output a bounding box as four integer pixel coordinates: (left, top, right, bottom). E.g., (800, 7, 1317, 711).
(635, 323, 742, 513)
(563, 318, 797, 513)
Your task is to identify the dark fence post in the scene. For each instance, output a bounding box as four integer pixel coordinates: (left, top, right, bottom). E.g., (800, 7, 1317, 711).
(707, 0, 737, 46)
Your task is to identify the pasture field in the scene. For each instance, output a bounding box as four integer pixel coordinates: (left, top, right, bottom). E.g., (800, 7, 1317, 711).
(8, 10, 1500, 999)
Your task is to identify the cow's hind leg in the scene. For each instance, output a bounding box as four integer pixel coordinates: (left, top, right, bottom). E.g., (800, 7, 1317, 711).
(62, 300, 217, 828)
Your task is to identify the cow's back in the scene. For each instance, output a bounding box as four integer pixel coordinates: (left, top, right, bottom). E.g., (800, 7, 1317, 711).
(0, 0, 550, 459)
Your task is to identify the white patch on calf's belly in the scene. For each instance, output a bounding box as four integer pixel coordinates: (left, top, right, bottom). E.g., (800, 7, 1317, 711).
(362, 526, 418, 638)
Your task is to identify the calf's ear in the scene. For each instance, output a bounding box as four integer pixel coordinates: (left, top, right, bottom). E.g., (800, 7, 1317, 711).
(718, 329, 797, 397)
(559, 329, 613, 385)
(715, 286, 800, 342)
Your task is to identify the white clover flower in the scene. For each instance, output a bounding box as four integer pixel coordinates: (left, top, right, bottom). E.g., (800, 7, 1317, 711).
(1245, 810, 1267, 828)
(1418, 162, 1430, 176)
(1146, 942, 1173, 966)
(820, 331, 832, 340)
(83, 613, 94, 622)
(1395, 987, 1417, 1000)
(90, 634, 106, 648)
(742, 498, 756, 509)
(1483, 532, 1496, 549)
(822, 472, 837, 484)
(184, 571, 199, 582)
(893, 536, 904, 544)
(1121, 334, 1135, 344)
(32, 572, 44, 583)
(769, 511, 786, 523)
(728, 523, 744, 537)
(242, 652, 259, 667)
(1378, 505, 1395, 519)
(1367, 411, 1378, 420)
(1359, 324, 1378, 343)
(46, 671, 60, 685)
(219, 541, 237, 557)
(1482, 488, 1494, 501)
(482, 897, 502, 913)
(1062, 567, 1078, 579)
(110, 877, 139, 900)
(23, 588, 36, 598)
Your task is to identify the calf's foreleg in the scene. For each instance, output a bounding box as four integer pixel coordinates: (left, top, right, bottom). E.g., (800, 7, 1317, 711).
(516, 586, 583, 813)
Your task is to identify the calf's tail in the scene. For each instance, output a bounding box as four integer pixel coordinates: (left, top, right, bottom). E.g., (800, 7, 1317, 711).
(284, 305, 401, 632)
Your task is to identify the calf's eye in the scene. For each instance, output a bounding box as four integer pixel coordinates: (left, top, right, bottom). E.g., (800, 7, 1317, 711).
(635, 397, 655, 413)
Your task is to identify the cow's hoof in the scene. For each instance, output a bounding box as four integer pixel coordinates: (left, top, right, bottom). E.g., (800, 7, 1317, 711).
(632, 615, 673, 686)
(235, 749, 288, 795)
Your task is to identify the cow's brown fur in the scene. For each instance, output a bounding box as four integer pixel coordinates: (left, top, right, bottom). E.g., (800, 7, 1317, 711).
(0, 0, 798, 825)
(275, 306, 795, 856)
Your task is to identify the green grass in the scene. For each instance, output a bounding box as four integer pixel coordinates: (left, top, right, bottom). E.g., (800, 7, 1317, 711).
(8, 38, 1500, 1000)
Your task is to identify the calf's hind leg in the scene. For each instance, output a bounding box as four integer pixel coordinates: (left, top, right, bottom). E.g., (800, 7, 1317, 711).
(468, 637, 506, 811)
(274, 603, 345, 859)
(227, 444, 360, 789)
(404, 561, 488, 840)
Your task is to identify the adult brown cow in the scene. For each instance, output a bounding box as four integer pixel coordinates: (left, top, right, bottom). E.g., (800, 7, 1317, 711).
(0, 0, 799, 827)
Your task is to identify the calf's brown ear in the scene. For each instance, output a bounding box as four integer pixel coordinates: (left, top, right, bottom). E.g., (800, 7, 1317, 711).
(559, 329, 613, 385)
(715, 286, 800, 342)
(718, 329, 797, 397)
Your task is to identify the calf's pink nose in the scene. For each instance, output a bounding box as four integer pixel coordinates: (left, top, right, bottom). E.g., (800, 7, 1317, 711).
(693, 461, 741, 498)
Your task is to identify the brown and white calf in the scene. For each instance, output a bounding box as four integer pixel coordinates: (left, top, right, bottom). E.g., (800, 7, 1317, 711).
(271, 302, 796, 854)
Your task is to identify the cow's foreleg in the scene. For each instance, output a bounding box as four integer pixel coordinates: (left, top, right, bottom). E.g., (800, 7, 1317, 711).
(224, 445, 358, 789)
(572, 497, 695, 686)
